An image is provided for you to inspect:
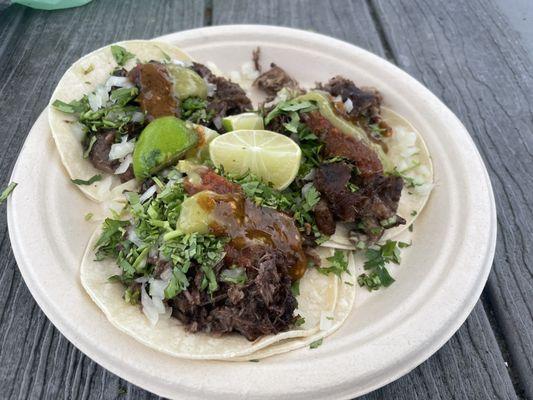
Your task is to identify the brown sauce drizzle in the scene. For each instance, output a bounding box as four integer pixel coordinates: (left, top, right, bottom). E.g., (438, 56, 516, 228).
(198, 192, 308, 280)
(128, 63, 179, 120)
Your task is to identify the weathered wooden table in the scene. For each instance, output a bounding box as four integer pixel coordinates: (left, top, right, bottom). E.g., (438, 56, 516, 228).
(0, 1, 531, 399)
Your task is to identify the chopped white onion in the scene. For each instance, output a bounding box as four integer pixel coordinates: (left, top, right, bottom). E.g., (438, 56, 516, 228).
(109, 137, 134, 160)
(302, 168, 316, 181)
(172, 59, 192, 67)
(127, 226, 144, 247)
(87, 85, 109, 112)
(135, 276, 149, 284)
(131, 111, 145, 123)
(149, 278, 169, 302)
(415, 182, 434, 196)
(160, 268, 173, 281)
(320, 311, 334, 331)
(114, 153, 132, 175)
(333, 95, 342, 103)
(301, 182, 313, 198)
(241, 61, 259, 81)
(205, 80, 217, 97)
(151, 296, 166, 314)
(344, 98, 354, 113)
(139, 185, 157, 203)
(229, 70, 241, 83)
(206, 61, 224, 77)
(141, 284, 161, 326)
(105, 76, 133, 92)
(400, 146, 419, 158)
(149, 247, 158, 259)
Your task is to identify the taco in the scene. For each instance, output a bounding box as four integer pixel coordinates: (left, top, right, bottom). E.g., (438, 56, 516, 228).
(81, 165, 354, 360)
(255, 68, 433, 249)
(78, 53, 433, 360)
(49, 40, 252, 202)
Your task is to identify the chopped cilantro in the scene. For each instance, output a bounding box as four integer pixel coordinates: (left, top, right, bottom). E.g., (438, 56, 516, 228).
(52, 99, 88, 114)
(0, 182, 17, 204)
(110, 87, 139, 106)
(83, 135, 97, 158)
(82, 64, 94, 75)
(165, 267, 189, 299)
(221, 171, 327, 244)
(408, 224, 414, 232)
(181, 97, 214, 124)
(347, 182, 359, 193)
(264, 99, 317, 125)
(249, 359, 260, 363)
(124, 287, 140, 305)
(84, 212, 93, 221)
(111, 45, 135, 66)
(71, 174, 102, 185)
(317, 250, 349, 277)
(357, 240, 410, 291)
(294, 315, 306, 327)
(309, 338, 323, 349)
(291, 280, 300, 296)
(390, 167, 422, 189)
(94, 218, 129, 260)
(410, 210, 417, 216)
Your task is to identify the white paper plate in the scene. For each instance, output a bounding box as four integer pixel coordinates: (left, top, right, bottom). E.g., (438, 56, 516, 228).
(7, 26, 496, 399)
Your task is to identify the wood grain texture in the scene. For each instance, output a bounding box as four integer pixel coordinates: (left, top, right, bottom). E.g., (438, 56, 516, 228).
(0, 1, 203, 399)
(213, 0, 519, 398)
(371, 0, 533, 398)
(0, 0, 527, 399)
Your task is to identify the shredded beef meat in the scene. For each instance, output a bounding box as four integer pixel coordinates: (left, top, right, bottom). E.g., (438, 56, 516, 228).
(88, 131, 118, 173)
(314, 162, 405, 239)
(253, 63, 301, 99)
(118, 165, 135, 182)
(169, 170, 307, 340)
(320, 76, 393, 139)
(320, 76, 382, 120)
(191, 62, 252, 126)
(302, 111, 383, 177)
(313, 199, 336, 235)
(128, 62, 179, 121)
(87, 130, 137, 179)
(252, 47, 261, 73)
(171, 249, 296, 341)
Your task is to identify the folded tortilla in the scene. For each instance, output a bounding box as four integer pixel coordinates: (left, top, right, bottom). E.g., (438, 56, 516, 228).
(323, 107, 433, 249)
(81, 228, 355, 360)
(48, 40, 192, 202)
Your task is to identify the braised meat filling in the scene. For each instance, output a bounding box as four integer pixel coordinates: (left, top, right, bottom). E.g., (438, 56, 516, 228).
(142, 170, 307, 340)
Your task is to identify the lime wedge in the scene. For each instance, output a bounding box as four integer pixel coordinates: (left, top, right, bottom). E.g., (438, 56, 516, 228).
(166, 64, 207, 100)
(133, 116, 198, 179)
(209, 129, 301, 190)
(222, 112, 264, 131)
(177, 191, 213, 234)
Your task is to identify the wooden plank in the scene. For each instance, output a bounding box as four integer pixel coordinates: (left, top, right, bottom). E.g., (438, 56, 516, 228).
(0, 1, 523, 399)
(0, 1, 204, 399)
(371, 0, 533, 398)
(212, 1, 518, 399)
(213, 0, 383, 53)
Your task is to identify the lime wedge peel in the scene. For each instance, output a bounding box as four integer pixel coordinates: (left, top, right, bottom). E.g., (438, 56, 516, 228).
(222, 112, 264, 131)
(209, 129, 301, 190)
